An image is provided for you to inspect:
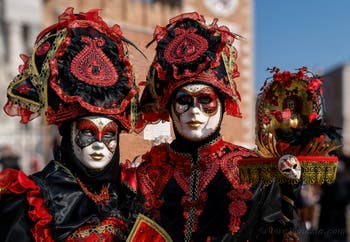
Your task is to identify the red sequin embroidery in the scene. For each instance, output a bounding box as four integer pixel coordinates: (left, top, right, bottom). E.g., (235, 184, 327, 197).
(137, 140, 257, 236)
(70, 36, 118, 86)
(173, 143, 220, 232)
(220, 144, 256, 233)
(17, 83, 31, 94)
(164, 27, 208, 64)
(137, 145, 174, 218)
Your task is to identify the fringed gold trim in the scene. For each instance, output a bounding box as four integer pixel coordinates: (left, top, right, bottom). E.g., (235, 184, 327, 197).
(239, 161, 296, 185)
(302, 161, 338, 184)
(69, 223, 120, 238)
(239, 158, 338, 185)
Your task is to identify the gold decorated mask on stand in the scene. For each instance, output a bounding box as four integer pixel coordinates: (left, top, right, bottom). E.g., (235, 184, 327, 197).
(239, 67, 341, 185)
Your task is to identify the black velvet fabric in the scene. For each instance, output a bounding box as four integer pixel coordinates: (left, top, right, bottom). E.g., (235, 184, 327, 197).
(159, 171, 233, 241)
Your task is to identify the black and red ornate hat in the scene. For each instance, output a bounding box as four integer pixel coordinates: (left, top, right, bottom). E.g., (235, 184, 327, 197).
(3, 7, 140, 132)
(239, 67, 341, 184)
(140, 12, 241, 123)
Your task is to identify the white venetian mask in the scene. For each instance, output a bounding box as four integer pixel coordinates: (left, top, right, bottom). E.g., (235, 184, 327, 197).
(170, 83, 222, 141)
(71, 116, 118, 170)
(278, 154, 301, 180)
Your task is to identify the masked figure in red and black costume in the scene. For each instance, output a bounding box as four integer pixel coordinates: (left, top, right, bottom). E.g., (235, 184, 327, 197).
(136, 13, 299, 242)
(0, 8, 144, 241)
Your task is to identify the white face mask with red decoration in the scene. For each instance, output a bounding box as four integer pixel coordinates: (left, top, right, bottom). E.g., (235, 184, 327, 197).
(278, 154, 302, 180)
(170, 83, 222, 141)
(71, 116, 118, 171)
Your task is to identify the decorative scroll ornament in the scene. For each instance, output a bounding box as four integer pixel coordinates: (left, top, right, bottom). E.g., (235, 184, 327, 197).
(164, 27, 208, 64)
(239, 67, 341, 185)
(70, 37, 118, 86)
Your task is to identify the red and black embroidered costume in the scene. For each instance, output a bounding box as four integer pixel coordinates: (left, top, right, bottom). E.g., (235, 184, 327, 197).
(0, 8, 143, 241)
(136, 12, 290, 241)
(138, 134, 260, 241)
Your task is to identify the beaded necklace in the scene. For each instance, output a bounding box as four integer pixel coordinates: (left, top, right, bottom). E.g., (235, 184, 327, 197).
(77, 177, 110, 204)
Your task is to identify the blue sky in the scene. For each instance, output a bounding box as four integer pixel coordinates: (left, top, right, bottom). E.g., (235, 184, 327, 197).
(254, 0, 350, 91)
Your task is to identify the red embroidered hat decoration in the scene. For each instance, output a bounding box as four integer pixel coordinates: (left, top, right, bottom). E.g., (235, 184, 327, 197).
(140, 12, 241, 124)
(3, 7, 140, 132)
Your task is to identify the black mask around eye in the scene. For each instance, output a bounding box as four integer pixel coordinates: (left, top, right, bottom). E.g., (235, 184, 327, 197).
(72, 117, 119, 151)
(56, 119, 121, 184)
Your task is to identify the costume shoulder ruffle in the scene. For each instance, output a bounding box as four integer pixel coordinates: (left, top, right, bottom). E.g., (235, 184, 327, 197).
(0, 168, 53, 241)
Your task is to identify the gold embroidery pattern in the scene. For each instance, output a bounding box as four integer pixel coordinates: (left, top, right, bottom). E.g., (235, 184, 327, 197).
(239, 158, 338, 185)
(69, 223, 122, 239)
